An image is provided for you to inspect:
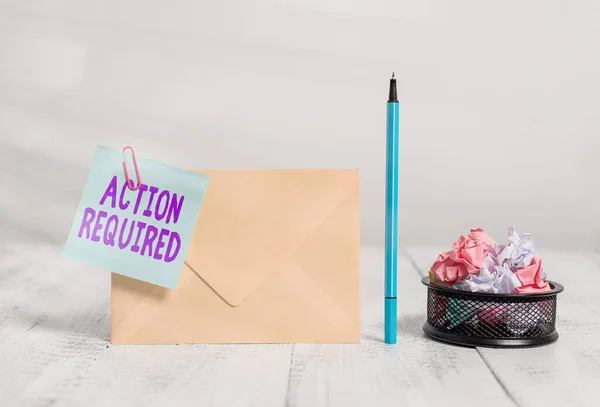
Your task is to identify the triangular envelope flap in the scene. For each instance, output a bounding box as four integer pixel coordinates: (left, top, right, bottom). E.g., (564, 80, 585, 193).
(185, 169, 357, 306)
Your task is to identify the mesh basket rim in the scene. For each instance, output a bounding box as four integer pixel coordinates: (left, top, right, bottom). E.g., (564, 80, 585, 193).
(421, 276, 564, 298)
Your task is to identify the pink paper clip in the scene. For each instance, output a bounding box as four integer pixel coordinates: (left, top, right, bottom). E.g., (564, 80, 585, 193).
(122, 146, 142, 191)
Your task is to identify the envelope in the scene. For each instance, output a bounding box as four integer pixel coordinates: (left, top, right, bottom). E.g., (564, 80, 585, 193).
(111, 169, 360, 344)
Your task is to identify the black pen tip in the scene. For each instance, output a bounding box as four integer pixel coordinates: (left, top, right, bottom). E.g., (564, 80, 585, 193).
(388, 73, 398, 102)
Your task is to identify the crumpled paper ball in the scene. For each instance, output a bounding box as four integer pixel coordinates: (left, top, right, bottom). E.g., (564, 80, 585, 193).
(430, 228, 493, 286)
(430, 227, 551, 295)
(513, 256, 550, 293)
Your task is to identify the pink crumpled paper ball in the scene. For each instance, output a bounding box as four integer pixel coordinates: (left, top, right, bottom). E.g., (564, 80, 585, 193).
(513, 256, 551, 293)
(430, 228, 494, 286)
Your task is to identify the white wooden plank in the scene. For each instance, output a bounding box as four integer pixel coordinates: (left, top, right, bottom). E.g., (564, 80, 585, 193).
(406, 247, 600, 407)
(538, 250, 600, 311)
(584, 251, 600, 291)
(479, 250, 600, 407)
(2, 241, 599, 406)
(286, 246, 514, 407)
(52, 344, 292, 407)
(0, 243, 111, 406)
(0, 242, 294, 407)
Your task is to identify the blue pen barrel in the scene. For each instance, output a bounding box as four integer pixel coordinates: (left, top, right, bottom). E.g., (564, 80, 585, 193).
(384, 298, 398, 343)
(384, 100, 399, 344)
(385, 101, 400, 298)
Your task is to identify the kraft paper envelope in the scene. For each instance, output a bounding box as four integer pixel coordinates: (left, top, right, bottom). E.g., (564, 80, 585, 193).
(111, 169, 360, 344)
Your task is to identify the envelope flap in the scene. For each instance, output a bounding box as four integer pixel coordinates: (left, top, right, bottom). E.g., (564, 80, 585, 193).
(185, 169, 358, 306)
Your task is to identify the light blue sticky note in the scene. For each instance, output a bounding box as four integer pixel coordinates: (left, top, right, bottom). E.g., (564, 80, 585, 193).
(64, 145, 209, 289)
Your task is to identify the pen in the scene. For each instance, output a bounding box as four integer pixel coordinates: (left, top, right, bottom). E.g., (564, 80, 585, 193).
(384, 73, 399, 344)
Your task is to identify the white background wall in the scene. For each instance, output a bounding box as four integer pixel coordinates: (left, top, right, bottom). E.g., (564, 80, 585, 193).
(0, 0, 598, 249)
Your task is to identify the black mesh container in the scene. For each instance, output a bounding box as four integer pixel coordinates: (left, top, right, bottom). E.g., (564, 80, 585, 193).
(421, 276, 564, 348)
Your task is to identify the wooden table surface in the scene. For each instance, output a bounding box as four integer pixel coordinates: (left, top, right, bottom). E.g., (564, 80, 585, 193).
(1, 244, 599, 407)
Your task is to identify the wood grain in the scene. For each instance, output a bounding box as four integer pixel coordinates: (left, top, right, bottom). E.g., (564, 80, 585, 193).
(2, 243, 600, 406)
(0, 243, 293, 407)
(0, 243, 110, 406)
(286, 248, 514, 407)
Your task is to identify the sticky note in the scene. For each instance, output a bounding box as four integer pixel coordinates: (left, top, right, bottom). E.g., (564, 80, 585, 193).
(64, 146, 208, 289)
